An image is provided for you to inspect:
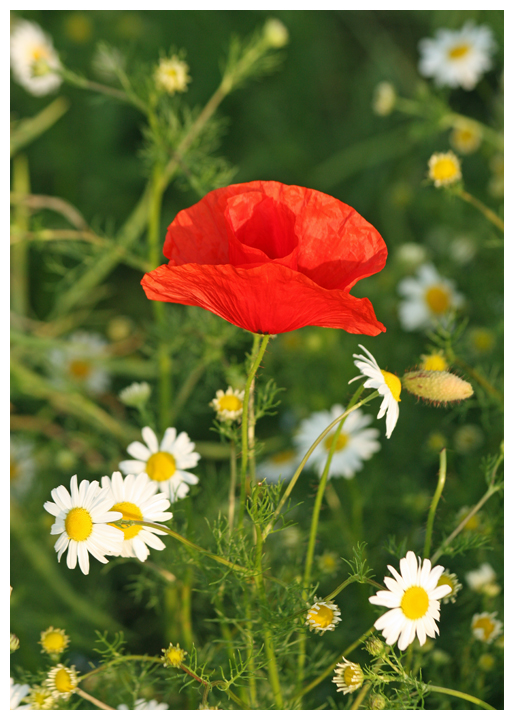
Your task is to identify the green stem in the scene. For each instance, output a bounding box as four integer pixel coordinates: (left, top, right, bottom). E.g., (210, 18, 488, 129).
(350, 682, 371, 710)
(243, 589, 257, 708)
(80, 654, 163, 682)
(181, 568, 194, 649)
(425, 685, 495, 711)
(264, 390, 378, 540)
(11, 154, 30, 317)
(228, 440, 237, 532)
(75, 687, 114, 710)
(455, 188, 504, 233)
(423, 448, 447, 559)
(238, 334, 270, 526)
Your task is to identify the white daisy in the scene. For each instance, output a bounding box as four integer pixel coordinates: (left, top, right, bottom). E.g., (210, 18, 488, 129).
(10, 19, 62, 96)
(332, 659, 364, 694)
(418, 22, 496, 90)
(397, 263, 465, 332)
(256, 448, 299, 484)
(369, 551, 452, 651)
(306, 598, 341, 634)
(119, 426, 200, 502)
(154, 55, 190, 95)
(10, 437, 35, 496)
(44, 475, 123, 575)
(211, 386, 245, 422)
(119, 382, 151, 408)
(101, 472, 172, 562)
(295, 404, 380, 479)
(465, 563, 500, 596)
(45, 664, 79, 700)
(10, 678, 31, 710)
(49, 331, 110, 395)
(349, 346, 401, 439)
(471, 611, 503, 644)
(117, 698, 170, 710)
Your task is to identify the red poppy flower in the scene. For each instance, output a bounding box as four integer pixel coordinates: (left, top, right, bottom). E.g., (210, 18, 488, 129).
(141, 181, 387, 335)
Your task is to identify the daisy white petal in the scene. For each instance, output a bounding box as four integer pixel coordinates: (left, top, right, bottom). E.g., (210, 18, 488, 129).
(397, 263, 465, 332)
(126, 441, 152, 462)
(119, 459, 146, 475)
(369, 551, 451, 650)
(10, 20, 62, 96)
(142, 426, 159, 453)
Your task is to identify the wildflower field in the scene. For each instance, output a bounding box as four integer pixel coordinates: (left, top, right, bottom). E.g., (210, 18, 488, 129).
(10, 9, 504, 711)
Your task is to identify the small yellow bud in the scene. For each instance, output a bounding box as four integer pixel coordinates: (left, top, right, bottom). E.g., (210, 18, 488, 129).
(263, 18, 289, 48)
(402, 370, 473, 405)
(365, 636, 385, 657)
(162, 642, 187, 668)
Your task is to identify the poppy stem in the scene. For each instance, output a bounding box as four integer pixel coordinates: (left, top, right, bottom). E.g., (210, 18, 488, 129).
(238, 334, 271, 527)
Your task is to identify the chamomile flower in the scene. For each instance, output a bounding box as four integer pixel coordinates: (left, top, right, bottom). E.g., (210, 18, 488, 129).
(118, 699, 170, 710)
(420, 350, 448, 372)
(45, 664, 79, 700)
(349, 346, 401, 439)
(450, 119, 482, 155)
(397, 264, 465, 331)
(49, 331, 110, 395)
(437, 569, 462, 604)
(317, 551, 340, 576)
(25, 686, 55, 710)
(162, 642, 187, 667)
(428, 151, 462, 187)
(101, 472, 172, 562)
(10, 19, 62, 96)
(332, 659, 364, 694)
(119, 427, 200, 502)
(471, 612, 503, 644)
(10, 678, 30, 710)
(119, 382, 151, 408)
(44, 475, 123, 575)
(418, 22, 496, 90)
(465, 563, 500, 596)
(306, 598, 341, 634)
(39, 627, 69, 656)
(256, 448, 298, 484)
(372, 81, 396, 116)
(369, 551, 451, 651)
(295, 404, 380, 478)
(154, 55, 190, 95)
(211, 386, 245, 421)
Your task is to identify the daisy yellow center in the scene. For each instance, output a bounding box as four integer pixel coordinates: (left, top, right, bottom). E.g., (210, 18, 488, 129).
(324, 432, 349, 452)
(54, 668, 75, 694)
(166, 647, 185, 666)
(65, 507, 93, 542)
(425, 285, 450, 314)
(431, 158, 460, 183)
(31, 45, 51, 62)
(344, 666, 359, 686)
(218, 394, 243, 412)
(272, 449, 296, 465)
(308, 604, 334, 629)
(32, 689, 50, 707)
(421, 353, 447, 371)
(146, 451, 176, 482)
(448, 44, 470, 60)
(42, 631, 66, 653)
(464, 514, 480, 531)
(473, 616, 496, 641)
(437, 574, 454, 593)
(69, 359, 92, 379)
(381, 370, 402, 402)
(110, 501, 143, 540)
(400, 586, 429, 620)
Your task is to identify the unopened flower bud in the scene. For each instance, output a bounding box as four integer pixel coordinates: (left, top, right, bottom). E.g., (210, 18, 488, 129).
(369, 694, 387, 710)
(10, 633, 20, 652)
(263, 18, 289, 48)
(365, 636, 384, 657)
(402, 370, 473, 405)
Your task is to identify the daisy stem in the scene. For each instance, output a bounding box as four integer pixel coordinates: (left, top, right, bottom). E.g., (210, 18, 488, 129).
(228, 440, 237, 532)
(423, 448, 447, 559)
(75, 687, 114, 711)
(80, 654, 164, 682)
(455, 188, 504, 233)
(350, 682, 371, 710)
(11, 154, 31, 318)
(425, 685, 495, 711)
(263, 388, 377, 540)
(238, 334, 270, 527)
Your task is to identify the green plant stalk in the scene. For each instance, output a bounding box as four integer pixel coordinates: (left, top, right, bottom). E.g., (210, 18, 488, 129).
(264, 390, 378, 540)
(75, 688, 114, 711)
(81, 654, 164, 681)
(228, 440, 238, 532)
(11, 154, 30, 317)
(10, 97, 70, 156)
(238, 334, 270, 526)
(254, 525, 283, 709)
(350, 682, 371, 710)
(427, 685, 495, 711)
(423, 448, 447, 559)
(243, 588, 257, 708)
(181, 567, 194, 650)
(455, 188, 504, 233)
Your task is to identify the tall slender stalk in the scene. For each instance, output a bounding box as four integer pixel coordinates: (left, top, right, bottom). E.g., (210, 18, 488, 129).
(455, 188, 504, 233)
(11, 154, 31, 317)
(423, 448, 447, 559)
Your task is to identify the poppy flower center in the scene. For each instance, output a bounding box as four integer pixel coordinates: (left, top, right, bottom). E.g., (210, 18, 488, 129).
(146, 451, 176, 482)
(324, 432, 349, 452)
(42, 631, 66, 653)
(110, 501, 143, 539)
(271, 449, 296, 465)
(54, 668, 75, 694)
(400, 586, 429, 620)
(448, 44, 470, 60)
(472, 616, 496, 640)
(65, 507, 93, 542)
(69, 359, 92, 379)
(308, 604, 334, 629)
(425, 285, 451, 314)
(231, 195, 298, 260)
(218, 394, 243, 413)
(382, 371, 402, 402)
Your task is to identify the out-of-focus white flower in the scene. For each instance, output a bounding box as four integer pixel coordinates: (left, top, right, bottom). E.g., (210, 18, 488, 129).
(10, 678, 31, 710)
(428, 151, 462, 187)
(117, 699, 170, 710)
(49, 331, 110, 395)
(372, 82, 396, 116)
(395, 243, 427, 268)
(449, 236, 477, 265)
(119, 426, 200, 502)
(465, 563, 501, 596)
(418, 22, 496, 90)
(295, 403, 380, 478)
(119, 382, 151, 408)
(10, 437, 35, 496)
(397, 264, 465, 331)
(10, 19, 62, 96)
(256, 448, 298, 484)
(154, 55, 190, 95)
(450, 119, 482, 154)
(263, 18, 289, 48)
(471, 612, 503, 644)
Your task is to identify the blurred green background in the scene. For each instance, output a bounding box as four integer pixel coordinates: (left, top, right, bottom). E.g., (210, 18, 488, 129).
(11, 9, 503, 710)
